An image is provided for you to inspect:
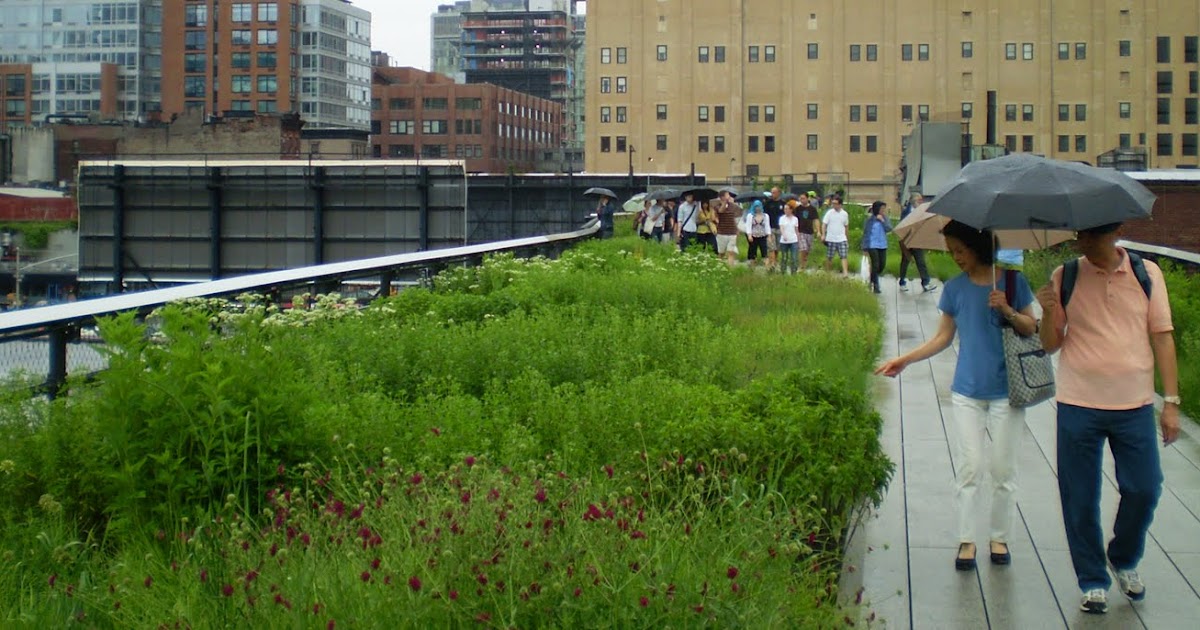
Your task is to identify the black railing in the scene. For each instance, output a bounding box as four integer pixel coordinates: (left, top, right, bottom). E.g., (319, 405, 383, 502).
(0, 222, 599, 398)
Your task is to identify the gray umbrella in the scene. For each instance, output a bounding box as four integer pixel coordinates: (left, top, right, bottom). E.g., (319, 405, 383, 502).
(583, 187, 618, 199)
(926, 154, 1157, 231)
(647, 188, 681, 201)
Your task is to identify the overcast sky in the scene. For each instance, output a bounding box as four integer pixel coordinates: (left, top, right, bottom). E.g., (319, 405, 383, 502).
(354, 1, 585, 71)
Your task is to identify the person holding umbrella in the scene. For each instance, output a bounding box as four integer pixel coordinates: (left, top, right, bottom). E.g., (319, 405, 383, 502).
(875, 220, 1038, 573)
(674, 191, 701, 251)
(584, 187, 619, 239)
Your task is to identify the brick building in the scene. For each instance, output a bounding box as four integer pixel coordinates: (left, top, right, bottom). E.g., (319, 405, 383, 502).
(371, 67, 561, 173)
(1125, 171, 1200, 254)
(1, 62, 122, 129)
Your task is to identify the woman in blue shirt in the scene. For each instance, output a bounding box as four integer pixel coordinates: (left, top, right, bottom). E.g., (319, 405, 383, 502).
(863, 201, 892, 293)
(875, 221, 1039, 571)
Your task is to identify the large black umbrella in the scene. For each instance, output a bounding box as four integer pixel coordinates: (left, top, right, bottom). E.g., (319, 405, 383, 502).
(682, 187, 720, 202)
(583, 187, 618, 199)
(926, 154, 1157, 231)
(647, 188, 681, 201)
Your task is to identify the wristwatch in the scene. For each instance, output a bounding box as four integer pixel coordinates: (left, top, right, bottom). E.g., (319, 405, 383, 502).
(1164, 395, 1182, 406)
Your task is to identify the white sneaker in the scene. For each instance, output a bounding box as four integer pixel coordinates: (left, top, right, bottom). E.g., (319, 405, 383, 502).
(1111, 562, 1146, 601)
(1080, 588, 1108, 614)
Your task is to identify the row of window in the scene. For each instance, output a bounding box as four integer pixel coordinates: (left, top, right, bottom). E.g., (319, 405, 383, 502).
(182, 75, 281, 95)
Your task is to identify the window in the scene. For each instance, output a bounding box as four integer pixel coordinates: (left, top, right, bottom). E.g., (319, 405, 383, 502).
(616, 106, 627, 123)
(1005, 135, 1017, 152)
(1157, 36, 1171, 63)
(961, 102, 973, 119)
(866, 44, 877, 61)
(1058, 104, 1070, 122)
(748, 105, 759, 122)
(715, 46, 726, 62)
(765, 46, 776, 62)
(184, 53, 206, 73)
(765, 136, 776, 152)
(257, 52, 277, 68)
(901, 104, 913, 121)
(258, 2, 278, 22)
(232, 100, 252, 113)
(616, 136, 627, 152)
(807, 43, 818, 60)
(1005, 104, 1017, 122)
(601, 48, 611, 64)
(849, 135, 861, 152)
(184, 76, 205, 98)
(806, 134, 818, 150)
(1022, 104, 1034, 122)
(918, 44, 929, 60)
(962, 42, 973, 58)
(1022, 135, 1034, 152)
(849, 105, 861, 122)
(748, 46, 760, 62)
(231, 3, 252, 22)
(1158, 133, 1174, 156)
(656, 45, 668, 62)
(256, 75, 277, 93)
(698, 46, 709, 63)
(1188, 36, 1200, 63)
(1075, 135, 1087, 153)
(1184, 133, 1198, 157)
(698, 136, 709, 152)
(390, 120, 414, 135)
(866, 136, 878, 153)
(232, 29, 252, 45)
(1158, 71, 1173, 94)
(698, 105, 709, 122)
(391, 98, 413, 110)
(257, 100, 277, 114)
(1075, 43, 1086, 60)
(807, 103, 818, 120)
(600, 77, 611, 93)
(1006, 43, 1017, 60)
(1188, 98, 1198, 124)
(456, 98, 482, 110)
(656, 134, 667, 150)
(1119, 134, 1131, 149)
(231, 52, 250, 68)
(424, 97, 447, 109)
(862, 104, 876, 122)
(1119, 102, 1132, 119)
(185, 31, 206, 50)
(185, 4, 207, 26)
(616, 77, 627, 93)
(1192, 71, 1199, 94)
(1075, 104, 1087, 121)
(617, 48, 627, 64)
(748, 136, 759, 152)
(656, 104, 668, 121)
(1022, 43, 1034, 60)
(714, 136, 726, 152)
(850, 44, 861, 62)
(1057, 43, 1069, 60)
(1058, 135, 1070, 152)
(714, 106, 725, 122)
(918, 105, 930, 122)
(600, 136, 611, 152)
(902, 44, 913, 61)
(1119, 40, 1131, 57)
(1158, 97, 1171, 124)
(231, 75, 252, 93)
(257, 30, 278, 45)
(765, 105, 776, 122)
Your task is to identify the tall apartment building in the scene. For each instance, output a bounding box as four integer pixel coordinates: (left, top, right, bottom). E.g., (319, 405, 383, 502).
(0, 0, 161, 122)
(587, 0, 1200, 189)
(371, 66, 561, 173)
(431, 1, 471, 81)
(432, 0, 584, 157)
(297, 0, 372, 130)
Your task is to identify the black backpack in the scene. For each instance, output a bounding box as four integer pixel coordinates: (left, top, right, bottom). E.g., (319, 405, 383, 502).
(1060, 252, 1152, 307)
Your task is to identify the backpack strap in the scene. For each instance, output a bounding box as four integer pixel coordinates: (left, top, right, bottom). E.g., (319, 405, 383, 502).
(1060, 252, 1152, 308)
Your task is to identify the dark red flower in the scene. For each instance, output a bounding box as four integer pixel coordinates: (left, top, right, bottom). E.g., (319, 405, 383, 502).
(808, 532, 817, 545)
(327, 621, 336, 630)
(460, 491, 472, 505)
(349, 503, 365, 520)
(274, 593, 293, 609)
(430, 427, 441, 436)
(464, 456, 476, 467)
(583, 504, 604, 521)
(731, 582, 741, 593)
(408, 576, 422, 591)
(449, 590, 459, 601)
(410, 473, 424, 485)
(221, 584, 234, 597)
(48, 574, 57, 588)
(199, 569, 208, 583)
(476, 574, 488, 586)
(534, 488, 547, 503)
(143, 575, 153, 588)
(639, 596, 650, 607)
(371, 557, 381, 570)
(245, 569, 259, 583)
(573, 587, 582, 598)
(604, 464, 614, 478)
(630, 530, 646, 539)
(727, 566, 739, 580)
(361, 571, 371, 582)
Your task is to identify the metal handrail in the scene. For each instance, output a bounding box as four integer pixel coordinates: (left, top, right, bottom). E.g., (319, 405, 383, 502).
(1118, 240, 1200, 266)
(0, 221, 599, 397)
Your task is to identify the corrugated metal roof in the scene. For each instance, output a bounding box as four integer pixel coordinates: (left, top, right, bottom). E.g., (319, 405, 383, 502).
(1126, 170, 1200, 182)
(0, 187, 68, 199)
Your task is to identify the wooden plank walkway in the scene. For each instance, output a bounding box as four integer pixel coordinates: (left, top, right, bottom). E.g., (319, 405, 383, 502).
(842, 279, 1200, 629)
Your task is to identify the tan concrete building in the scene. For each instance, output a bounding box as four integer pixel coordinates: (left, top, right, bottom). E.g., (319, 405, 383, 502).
(586, 0, 1200, 195)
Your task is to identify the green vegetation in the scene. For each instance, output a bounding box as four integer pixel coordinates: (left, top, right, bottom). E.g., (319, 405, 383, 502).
(0, 221, 77, 250)
(0, 238, 890, 627)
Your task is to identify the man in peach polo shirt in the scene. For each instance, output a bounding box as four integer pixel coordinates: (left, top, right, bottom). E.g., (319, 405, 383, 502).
(1036, 222, 1181, 615)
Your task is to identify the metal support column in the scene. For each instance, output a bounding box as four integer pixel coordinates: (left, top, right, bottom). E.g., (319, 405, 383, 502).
(46, 326, 68, 400)
(110, 165, 126, 293)
(378, 270, 395, 298)
(418, 166, 431, 251)
(311, 166, 327, 265)
(207, 167, 223, 279)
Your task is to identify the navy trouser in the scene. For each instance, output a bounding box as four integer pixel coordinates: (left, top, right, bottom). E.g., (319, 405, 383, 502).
(1057, 403, 1162, 591)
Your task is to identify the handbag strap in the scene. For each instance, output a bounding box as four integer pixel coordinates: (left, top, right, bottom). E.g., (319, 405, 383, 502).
(1004, 269, 1017, 327)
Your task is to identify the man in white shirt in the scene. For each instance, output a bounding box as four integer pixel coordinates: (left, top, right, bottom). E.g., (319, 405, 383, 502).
(674, 192, 700, 252)
(822, 195, 851, 276)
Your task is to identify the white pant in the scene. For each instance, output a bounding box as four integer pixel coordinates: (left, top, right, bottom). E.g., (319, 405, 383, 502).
(951, 393, 1025, 544)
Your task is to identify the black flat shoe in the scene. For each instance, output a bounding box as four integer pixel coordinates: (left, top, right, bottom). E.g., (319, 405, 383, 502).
(990, 542, 1011, 565)
(955, 543, 977, 571)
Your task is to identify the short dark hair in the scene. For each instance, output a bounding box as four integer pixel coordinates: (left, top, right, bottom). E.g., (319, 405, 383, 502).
(941, 220, 997, 265)
(869, 201, 886, 216)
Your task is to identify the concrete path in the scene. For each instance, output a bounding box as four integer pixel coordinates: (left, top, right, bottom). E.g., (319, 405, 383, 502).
(842, 278, 1200, 629)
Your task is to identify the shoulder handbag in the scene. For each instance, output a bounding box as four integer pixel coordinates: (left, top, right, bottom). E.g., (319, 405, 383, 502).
(1001, 269, 1055, 408)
